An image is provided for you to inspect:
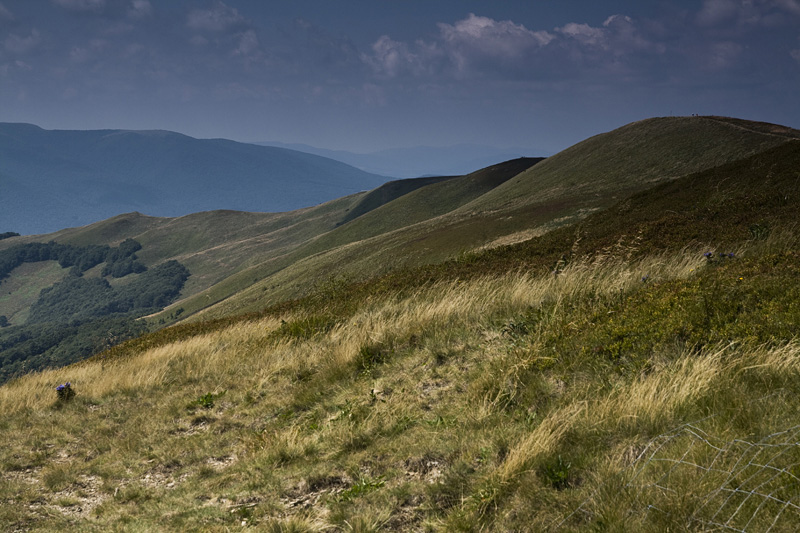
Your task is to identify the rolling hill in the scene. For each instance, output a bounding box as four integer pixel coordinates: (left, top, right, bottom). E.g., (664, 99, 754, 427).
(1, 116, 799, 531)
(0, 123, 387, 235)
(1, 116, 798, 371)
(186, 116, 799, 320)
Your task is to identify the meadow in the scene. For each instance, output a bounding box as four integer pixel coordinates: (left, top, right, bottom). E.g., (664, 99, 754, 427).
(2, 228, 798, 531)
(1, 117, 799, 531)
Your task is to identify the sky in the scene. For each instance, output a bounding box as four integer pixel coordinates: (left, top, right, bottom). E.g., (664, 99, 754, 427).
(1, 0, 799, 154)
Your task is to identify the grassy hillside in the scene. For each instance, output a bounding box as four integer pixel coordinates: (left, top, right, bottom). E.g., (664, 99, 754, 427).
(340, 176, 461, 224)
(2, 116, 797, 381)
(190, 118, 799, 321)
(340, 158, 542, 226)
(0, 261, 69, 325)
(6, 116, 791, 328)
(1, 236, 798, 531)
(1, 117, 799, 531)
(2, 159, 538, 326)
(461, 115, 800, 216)
(0, 194, 369, 316)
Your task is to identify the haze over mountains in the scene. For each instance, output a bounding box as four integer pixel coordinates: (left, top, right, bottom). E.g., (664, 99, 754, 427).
(3, 114, 796, 331)
(256, 141, 537, 178)
(0, 123, 388, 235)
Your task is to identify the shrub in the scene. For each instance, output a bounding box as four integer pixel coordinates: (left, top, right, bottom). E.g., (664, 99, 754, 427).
(55, 382, 75, 402)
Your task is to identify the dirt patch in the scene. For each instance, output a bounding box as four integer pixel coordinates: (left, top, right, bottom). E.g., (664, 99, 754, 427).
(404, 454, 444, 484)
(25, 474, 107, 521)
(282, 474, 349, 510)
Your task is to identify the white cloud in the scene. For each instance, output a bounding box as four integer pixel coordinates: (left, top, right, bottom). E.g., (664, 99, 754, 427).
(438, 13, 554, 59)
(697, 0, 800, 27)
(366, 14, 557, 79)
(127, 0, 152, 20)
(187, 1, 244, 32)
(556, 15, 652, 53)
(365, 35, 434, 77)
(4, 30, 41, 54)
(791, 48, 800, 62)
(439, 13, 553, 46)
(234, 29, 259, 57)
(364, 13, 668, 82)
(557, 22, 606, 47)
(52, 0, 105, 11)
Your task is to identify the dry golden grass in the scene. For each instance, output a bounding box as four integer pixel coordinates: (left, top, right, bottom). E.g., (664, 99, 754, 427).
(0, 247, 704, 420)
(2, 244, 798, 531)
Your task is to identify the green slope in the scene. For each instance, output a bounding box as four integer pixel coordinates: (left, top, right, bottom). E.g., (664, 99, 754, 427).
(161, 158, 540, 320)
(3, 126, 799, 530)
(0, 195, 368, 326)
(0, 261, 70, 325)
(339, 175, 459, 224)
(460, 115, 800, 217)
(3, 116, 796, 332)
(191, 117, 799, 320)
(165, 134, 800, 338)
(292, 158, 542, 258)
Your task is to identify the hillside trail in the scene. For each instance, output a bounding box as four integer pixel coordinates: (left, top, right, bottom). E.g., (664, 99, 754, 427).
(705, 116, 800, 140)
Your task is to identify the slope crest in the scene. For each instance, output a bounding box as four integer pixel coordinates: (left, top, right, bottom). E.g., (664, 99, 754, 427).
(461, 116, 800, 216)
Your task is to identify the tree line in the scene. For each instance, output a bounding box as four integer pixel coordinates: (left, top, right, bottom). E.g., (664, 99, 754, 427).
(0, 239, 190, 384)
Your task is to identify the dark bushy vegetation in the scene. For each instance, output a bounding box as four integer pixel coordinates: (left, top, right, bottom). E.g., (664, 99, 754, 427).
(0, 239, 147, 281)
(27, 260, 189, 324)
(0, 315, 147, 384)
(0, 232, 20, 241)
(101, 238, 146, 277)
(0, 237, 189, 384)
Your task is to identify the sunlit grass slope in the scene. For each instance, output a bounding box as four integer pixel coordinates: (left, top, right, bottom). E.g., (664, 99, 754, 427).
(460, 115, 800, 216)
(0, 261, 70, 325)
(193, 135, 800, 322)
(4, 117, 793, 329)
(0, 193, 368, 324)
(2, 232, 799, 530)
(340, 158, 542, 226)
(339, 175, 460, 225)
(194, 117, 799, 320)
(0, 159, 536, 326)
(151, 158, 540, 321)
(1, 123, 799, 529)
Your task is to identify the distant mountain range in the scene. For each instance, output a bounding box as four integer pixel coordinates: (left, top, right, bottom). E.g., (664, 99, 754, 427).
(0, 123, 388, 235)
(255, 141, 541, 178)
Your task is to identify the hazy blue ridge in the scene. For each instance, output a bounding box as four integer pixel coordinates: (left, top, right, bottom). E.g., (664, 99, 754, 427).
(0, 123, 388, 235)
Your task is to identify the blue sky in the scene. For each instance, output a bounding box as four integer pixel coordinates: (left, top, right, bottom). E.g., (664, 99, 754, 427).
(1, 0, 798, 153)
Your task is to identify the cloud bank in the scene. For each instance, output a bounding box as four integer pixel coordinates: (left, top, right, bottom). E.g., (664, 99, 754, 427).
(0, 1, 798, 151)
